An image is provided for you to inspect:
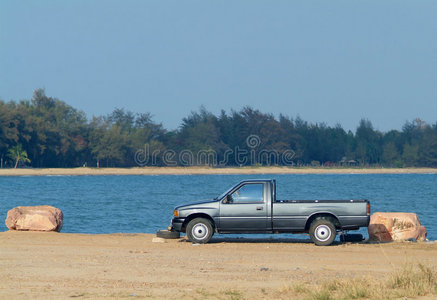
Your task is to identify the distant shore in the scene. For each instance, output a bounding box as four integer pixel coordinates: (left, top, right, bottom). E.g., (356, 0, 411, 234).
(1, 166, 437, 176)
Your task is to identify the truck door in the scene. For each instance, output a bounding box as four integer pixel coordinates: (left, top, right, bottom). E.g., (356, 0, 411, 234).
(219, 182, 269, 231)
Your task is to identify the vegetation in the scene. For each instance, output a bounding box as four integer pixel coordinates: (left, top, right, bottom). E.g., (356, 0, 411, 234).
(274, 263, 437, 300)
(173, 263, 437, 299)
(7, 144, 31, 168)
(1, 89, 437, 168)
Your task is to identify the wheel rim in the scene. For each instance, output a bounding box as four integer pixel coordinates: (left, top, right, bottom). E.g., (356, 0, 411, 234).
(192, 223, 209, 240)
(315, 224, 332, 242)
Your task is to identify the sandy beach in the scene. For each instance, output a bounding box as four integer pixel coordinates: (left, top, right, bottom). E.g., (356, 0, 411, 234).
(0, 231, 436, 299)
(1, 166, 437, 176)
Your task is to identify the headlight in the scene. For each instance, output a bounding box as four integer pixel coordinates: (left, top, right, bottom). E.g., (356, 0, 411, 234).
(173, 210, 179, 217)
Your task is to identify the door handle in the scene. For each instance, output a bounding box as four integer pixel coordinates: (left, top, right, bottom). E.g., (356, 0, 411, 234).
(256, 206, 264, 210)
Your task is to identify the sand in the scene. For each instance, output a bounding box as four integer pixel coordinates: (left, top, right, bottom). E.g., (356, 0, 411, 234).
(0, 231, 436, 299)
(0, 166, 437, 176)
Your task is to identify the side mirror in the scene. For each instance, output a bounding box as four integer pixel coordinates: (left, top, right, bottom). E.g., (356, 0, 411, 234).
(225, 194, 233, 204)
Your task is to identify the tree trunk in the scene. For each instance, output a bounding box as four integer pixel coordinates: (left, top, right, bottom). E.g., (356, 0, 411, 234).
(14, 157, 19, 168)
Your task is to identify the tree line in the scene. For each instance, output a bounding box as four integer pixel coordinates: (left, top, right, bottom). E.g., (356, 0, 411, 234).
(1, 89, 437, 168)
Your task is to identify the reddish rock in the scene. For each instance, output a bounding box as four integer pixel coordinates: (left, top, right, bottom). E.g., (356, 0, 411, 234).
(5, 205, 63, 232)
(368, 212, 427, 242)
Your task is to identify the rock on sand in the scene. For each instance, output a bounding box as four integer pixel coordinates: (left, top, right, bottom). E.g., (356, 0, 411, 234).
(368, 212, 427, 242)
(5, 205, 63, 232)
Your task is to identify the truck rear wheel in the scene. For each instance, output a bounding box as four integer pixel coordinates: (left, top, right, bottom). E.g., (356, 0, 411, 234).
(309, 217, 336, 246)
(186, 218, 214, 244)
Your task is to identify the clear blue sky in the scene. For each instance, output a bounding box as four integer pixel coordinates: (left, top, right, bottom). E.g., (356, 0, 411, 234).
(1, 1, 436, 132)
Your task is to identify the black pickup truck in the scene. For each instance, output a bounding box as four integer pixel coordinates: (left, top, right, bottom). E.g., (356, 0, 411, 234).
(169, 179, 370, 246)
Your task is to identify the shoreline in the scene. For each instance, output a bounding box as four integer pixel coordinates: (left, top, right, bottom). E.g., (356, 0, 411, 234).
(0, 166, 437, 176)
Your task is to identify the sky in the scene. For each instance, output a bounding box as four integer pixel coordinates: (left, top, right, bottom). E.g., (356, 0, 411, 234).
(1, 1, 437, 132)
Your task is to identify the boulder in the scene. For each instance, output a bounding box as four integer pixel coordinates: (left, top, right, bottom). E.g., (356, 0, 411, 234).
(368, 212, 427, 242)
(5, 205, 63, 232)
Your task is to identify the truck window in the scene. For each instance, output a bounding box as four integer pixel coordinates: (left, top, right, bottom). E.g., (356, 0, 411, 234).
(227, 183, 264, 204)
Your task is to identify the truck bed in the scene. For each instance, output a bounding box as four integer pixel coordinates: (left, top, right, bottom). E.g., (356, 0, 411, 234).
(275, 199, 368, 203)
(273, 199, 369, 231)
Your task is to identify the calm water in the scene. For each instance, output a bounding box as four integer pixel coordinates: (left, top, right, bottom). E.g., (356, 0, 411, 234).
(0, 174, 436, 240)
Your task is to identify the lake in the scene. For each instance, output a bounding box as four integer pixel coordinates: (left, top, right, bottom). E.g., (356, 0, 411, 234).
(0, 174, 436, 240)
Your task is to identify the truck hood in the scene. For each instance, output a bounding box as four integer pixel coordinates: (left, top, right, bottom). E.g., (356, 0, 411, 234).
(175, 199, 218, 211)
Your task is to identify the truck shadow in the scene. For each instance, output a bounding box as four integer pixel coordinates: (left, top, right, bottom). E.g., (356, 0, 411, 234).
(204, 237, 348, 245)
(211, 238, 368, 245)
(209, 237, 314, 244)
(179, 237, 368, 245)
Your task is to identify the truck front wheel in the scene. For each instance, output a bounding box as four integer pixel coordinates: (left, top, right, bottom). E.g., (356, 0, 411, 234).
(309, 217, 336, 246)
(186, 218, 214, 244)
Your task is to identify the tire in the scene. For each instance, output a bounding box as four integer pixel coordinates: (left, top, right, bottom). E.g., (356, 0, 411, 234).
(186, 218, 214, 244)
(156, 229, 180, 239)
(309, 217, 337, 246)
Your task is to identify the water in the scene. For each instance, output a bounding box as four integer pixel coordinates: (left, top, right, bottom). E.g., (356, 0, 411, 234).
(0, 174, 436, 240)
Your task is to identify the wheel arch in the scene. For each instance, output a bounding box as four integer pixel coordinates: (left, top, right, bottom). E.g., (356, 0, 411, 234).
(182, 213, 215, 233)
(305, 212, 341, 231)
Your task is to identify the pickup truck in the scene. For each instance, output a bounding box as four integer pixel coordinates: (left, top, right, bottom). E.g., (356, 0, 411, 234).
(169, 179, 370, 246)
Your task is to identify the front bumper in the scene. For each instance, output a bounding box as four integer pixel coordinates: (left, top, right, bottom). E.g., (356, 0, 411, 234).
(171, 217, 185, 232)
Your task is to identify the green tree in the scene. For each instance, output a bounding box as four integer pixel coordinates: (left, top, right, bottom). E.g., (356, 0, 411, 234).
(0, 101, 19, 167)
(129, 112, 166, 166)
(354, 119, 382, 165)
(88, 116, 109, 167)
(382, 142, 400, 166)
(19, 88, 89, 167)
(278, 114, 305, 163)
(7, 144, 31, 168)
(418, 128, 437, 167)
(402, 143, 419, 166)
(178, 107, 225, 165)
(107, 108, 135, 133)
(89, 121, 129, 167)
